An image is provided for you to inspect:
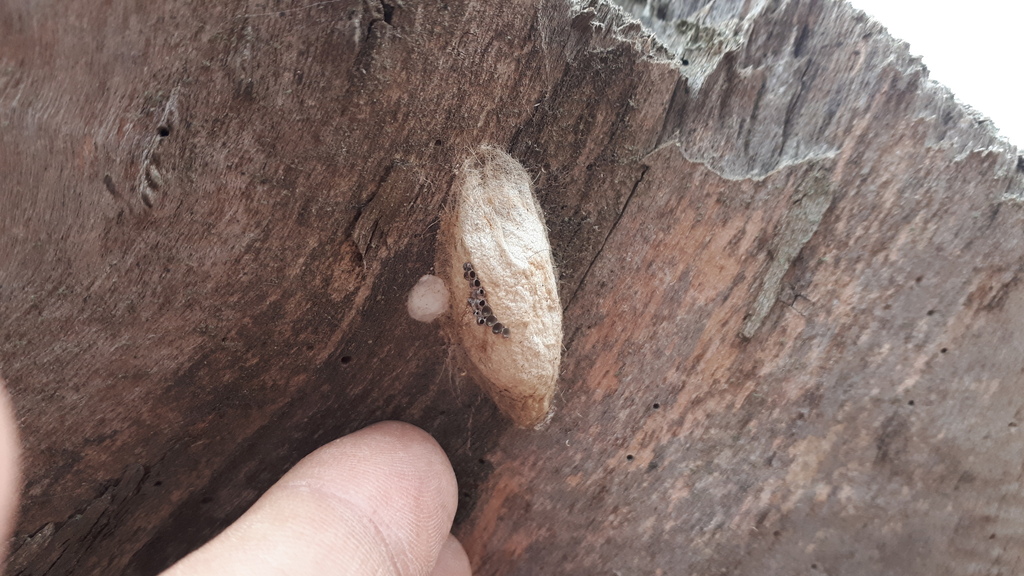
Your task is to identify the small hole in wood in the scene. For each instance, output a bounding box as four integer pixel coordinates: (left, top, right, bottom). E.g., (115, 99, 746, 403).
(626, 454, 634, 461)
(926, 309, 936, 316)
(990, 533, 997, 539)
(940, 347, 948, 354)
(153, 480, 163, 487)
(341, 356, 353, 364)
(915, 276, 924, 283)
(773, 530, 781, 537)
(103, 174, 117, 196)
(434, 139, 443, 147)
(652, 402, 660, 409)
(157, 125, 170, 138)
(200, 496, 213, 504)
(1009, 422, 1018, 427)
(907, 400, 915, 406)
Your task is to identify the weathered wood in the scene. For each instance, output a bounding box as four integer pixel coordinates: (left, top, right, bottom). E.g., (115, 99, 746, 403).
(1, 0, 1023, 574)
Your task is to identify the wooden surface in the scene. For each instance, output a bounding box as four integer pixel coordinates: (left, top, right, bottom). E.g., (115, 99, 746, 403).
(2, 0, 1023, 574)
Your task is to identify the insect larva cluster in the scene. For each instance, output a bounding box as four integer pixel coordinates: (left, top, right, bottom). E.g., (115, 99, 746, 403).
(463, 262, 511, 338)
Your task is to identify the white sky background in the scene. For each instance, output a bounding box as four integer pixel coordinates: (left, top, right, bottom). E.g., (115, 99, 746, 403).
(844, 0, 1023, 147)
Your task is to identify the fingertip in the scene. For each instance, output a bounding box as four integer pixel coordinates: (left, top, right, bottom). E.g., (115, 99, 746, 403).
(430, 534, 472, 576)
(289, 420, 459, 525)
(0, 379, 19, 566)
(341, 420, 455, 481)
(0, 379, 19, 561)
(163, 421, 459, 576)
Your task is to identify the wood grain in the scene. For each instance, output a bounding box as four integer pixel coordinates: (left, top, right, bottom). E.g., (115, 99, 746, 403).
(1, 0, 1022, 574)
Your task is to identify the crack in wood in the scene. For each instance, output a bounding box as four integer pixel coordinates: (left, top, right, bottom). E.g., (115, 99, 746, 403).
(351, 162, 394, 260)
(740, 170, 834, 340)
(564, 165, 649, 312)
(137, 89, 180, 209)
(8, 465, 146, 576)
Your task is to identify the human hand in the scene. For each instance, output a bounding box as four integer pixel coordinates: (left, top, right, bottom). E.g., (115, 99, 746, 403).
(0, 379, 471, 576)
(0, 382, 18, 567)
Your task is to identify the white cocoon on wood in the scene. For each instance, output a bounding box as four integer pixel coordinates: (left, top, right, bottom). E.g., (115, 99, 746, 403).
(406, 274, 449, 322)
(439, 146, 562, 428)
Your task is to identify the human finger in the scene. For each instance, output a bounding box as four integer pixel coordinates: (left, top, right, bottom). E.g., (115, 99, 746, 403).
(162, 421, 459, 576)
(0, 379, 20, 566)
(428, 534, 472, 576)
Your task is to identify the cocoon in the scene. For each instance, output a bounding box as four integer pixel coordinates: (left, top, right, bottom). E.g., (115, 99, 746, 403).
(406, 274, 449, 323)
(438, 146, 562, 428)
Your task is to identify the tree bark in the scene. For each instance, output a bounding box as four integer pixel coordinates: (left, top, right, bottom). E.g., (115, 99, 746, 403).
(2, 0, 1023, 574)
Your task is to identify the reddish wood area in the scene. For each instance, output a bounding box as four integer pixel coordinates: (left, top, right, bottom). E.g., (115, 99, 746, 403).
(2, 0, 1023, 574)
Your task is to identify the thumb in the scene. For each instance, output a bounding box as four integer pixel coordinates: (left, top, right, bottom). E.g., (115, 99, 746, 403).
(161, 421, 471, 576)
(0, 381, 19, 566)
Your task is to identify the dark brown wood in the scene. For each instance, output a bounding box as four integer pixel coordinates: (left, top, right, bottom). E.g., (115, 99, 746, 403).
(2, 0, 1023, 574)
